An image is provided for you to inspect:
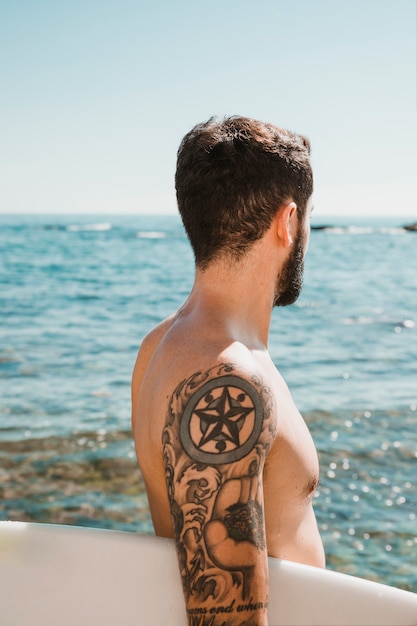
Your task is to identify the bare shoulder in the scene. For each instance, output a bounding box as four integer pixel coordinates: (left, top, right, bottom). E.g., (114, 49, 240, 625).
(164, 360, 277, 465)
(131, 315, 176, 430)
(132, 316, 174, 370)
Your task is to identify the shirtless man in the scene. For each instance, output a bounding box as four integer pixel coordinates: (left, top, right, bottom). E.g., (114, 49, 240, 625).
(131, 116, 325, 626)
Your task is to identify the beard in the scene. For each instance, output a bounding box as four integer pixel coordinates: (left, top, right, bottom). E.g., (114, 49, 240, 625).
(273, 227, 305, 307)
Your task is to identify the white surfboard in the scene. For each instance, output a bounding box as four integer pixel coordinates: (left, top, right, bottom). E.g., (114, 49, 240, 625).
(0, 521, 416, 625)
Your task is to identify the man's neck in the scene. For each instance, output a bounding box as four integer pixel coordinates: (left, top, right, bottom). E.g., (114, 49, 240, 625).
(181, 245, 280, 350)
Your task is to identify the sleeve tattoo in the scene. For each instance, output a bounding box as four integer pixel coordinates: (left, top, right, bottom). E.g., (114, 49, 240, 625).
(162, 363, 276, 625)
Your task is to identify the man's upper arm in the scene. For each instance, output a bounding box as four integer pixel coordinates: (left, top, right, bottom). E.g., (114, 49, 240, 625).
(162, 362, 276, 625)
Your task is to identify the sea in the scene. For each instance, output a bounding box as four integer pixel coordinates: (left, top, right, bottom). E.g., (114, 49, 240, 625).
(1, 213, 416, 592)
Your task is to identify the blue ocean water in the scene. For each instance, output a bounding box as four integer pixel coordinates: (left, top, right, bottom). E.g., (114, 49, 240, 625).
(1, 214, 416, 590)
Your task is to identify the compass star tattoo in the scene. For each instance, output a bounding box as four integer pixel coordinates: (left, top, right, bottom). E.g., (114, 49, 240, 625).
(180, 376, 264, 465)
(196, 384, 252, 450)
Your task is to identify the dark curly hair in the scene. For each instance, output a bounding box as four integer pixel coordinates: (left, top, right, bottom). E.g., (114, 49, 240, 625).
(175, 116, 313, 269)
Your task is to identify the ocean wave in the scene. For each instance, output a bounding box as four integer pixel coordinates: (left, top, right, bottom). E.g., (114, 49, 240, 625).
(41, 223, 113, 232)
(341, 316, 415, 328)
(379, 227, 407, 235)
(312, 225, 407, 235)
(67, 223, 112, 232)
(136, 231, 167, 239)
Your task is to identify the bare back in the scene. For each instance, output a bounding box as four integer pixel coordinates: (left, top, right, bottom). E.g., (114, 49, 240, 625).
(132, 316, 324, 623)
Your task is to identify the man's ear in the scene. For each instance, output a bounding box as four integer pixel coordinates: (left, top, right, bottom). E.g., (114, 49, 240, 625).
(274, 201, 297, 248)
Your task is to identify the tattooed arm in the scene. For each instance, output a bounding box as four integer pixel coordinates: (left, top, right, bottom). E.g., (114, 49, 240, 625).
(162, 363, 276, 626)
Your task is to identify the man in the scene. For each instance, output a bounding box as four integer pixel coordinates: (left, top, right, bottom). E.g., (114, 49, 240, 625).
(131, 116, 325, 626)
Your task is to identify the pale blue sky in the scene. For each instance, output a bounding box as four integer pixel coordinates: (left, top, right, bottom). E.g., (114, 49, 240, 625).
(1, 0, 416, 216)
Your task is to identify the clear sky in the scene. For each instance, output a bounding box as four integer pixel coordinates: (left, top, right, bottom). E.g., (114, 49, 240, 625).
(1, 0, 416, 217)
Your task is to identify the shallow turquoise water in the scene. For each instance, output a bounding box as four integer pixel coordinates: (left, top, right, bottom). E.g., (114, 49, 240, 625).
(1, 214, 416, 590)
